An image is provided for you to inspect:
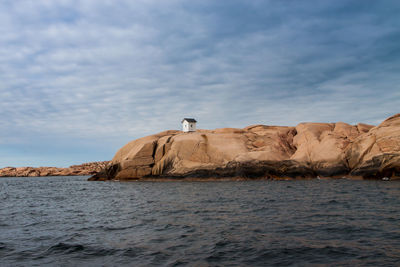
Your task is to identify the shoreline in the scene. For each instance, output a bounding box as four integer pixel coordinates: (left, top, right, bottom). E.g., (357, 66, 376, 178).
(1, 174, 398, 181)
(86, 175, 399, 181)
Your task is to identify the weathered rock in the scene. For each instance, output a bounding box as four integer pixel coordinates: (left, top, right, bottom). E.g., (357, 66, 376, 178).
(289, 122, 368, 176)
(90, 114, 399, 181)
(0, 161, 109, 177)
(346, 114, 400, 178)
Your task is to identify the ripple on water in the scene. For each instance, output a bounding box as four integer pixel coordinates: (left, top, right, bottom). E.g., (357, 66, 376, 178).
(0, 242, 14, 256)
(0, 176, 399, 266)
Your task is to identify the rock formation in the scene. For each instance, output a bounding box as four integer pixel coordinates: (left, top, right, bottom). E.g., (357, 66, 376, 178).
(89, 114, 400, 181)
(0, 161, 109, 177)
(346, 114, 400, 178)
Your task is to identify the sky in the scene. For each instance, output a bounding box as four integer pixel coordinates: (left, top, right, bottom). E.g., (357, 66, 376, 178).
(1, 0, 399, 167)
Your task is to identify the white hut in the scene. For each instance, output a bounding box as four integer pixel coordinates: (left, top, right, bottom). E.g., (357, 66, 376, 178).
(182, 118, 197, 132)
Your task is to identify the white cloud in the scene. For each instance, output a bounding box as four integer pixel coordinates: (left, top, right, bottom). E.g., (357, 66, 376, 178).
(0, 0, 399, 166)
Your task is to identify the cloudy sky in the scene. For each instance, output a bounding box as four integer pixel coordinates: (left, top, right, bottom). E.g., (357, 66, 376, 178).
(1, 0, 399, 167)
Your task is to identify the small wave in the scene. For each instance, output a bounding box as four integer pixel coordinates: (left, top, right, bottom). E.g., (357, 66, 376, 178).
(328, 199, 339, 204)
(214, 240, 230, 249)
(78, 225, 138, 232)
(167, 259, 189, 266)
(252, 206, 271, 212)
(322, 225, 379, 236)
(40, 242, 120, 258)
(0, 242, 15, 257)
(45, 242, 85, 255)
(23, 221, 41, 227)
(121, 248, 140, 257)
(103, 225, 136, 231)
(249, 245, 358, 264)
(381, 232, 400, 240)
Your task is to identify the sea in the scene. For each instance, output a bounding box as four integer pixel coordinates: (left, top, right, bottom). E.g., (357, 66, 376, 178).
(0, 176, 399, 266)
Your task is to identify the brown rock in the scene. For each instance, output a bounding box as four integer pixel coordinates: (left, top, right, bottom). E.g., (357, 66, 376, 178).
(88, 114, 400, 181)
(0, 161, 110, 177)
(347, 114, 400, 178)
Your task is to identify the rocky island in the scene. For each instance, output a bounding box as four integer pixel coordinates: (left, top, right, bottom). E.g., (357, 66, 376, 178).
(89, 114, 400, 181)
(0, 161, 109, 177)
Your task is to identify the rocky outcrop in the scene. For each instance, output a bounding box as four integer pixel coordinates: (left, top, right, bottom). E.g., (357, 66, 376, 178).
(346, 114, 400, 178)
(0, 161, 109, 177)
(89, 114, 400, 181)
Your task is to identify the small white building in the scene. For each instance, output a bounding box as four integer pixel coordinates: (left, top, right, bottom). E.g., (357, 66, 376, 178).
(182, 118, 197, 132)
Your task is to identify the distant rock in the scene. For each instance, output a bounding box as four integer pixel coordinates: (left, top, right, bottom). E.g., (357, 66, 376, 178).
(89, 114, 400, 181)
(0, 161, 109, 177)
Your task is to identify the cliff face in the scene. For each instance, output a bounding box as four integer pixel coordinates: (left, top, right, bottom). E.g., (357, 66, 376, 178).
(0, 161, 109, 177)
(89, 114, 400, 181)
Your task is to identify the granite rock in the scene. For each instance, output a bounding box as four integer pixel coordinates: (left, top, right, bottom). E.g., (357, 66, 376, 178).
(89, 114, 400, 181)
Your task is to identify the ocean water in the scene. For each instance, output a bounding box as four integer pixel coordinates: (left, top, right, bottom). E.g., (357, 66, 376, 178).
(0, 176, 399, 266)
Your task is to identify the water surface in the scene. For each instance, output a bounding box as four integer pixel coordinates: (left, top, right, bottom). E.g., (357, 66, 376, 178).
(0, 176, 399, 266)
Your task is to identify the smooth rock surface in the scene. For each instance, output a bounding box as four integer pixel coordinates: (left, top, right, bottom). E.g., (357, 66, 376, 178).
(89, 114, 400, 181)
(346, 114, 400, 178)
